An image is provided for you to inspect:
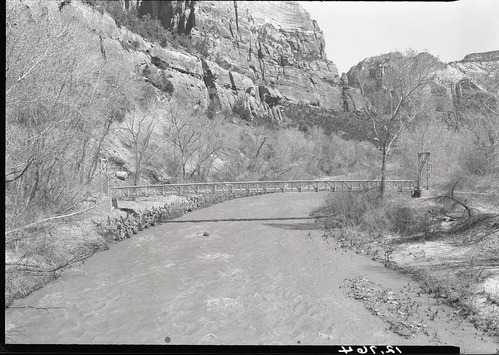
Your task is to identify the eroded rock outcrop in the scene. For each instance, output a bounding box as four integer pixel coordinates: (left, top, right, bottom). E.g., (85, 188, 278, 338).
(345, 50, 499, 115)
(461, 50, 499, 63)
(192, 1, 342, 111)
(109, 0, 343, 120)
(433, 51, 499, 112)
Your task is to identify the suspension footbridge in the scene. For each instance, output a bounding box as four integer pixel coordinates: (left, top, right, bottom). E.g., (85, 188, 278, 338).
(110, 179, 422, 200)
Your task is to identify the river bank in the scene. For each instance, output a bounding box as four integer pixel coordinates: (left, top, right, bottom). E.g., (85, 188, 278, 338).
(313, 190, 499, 340)
(5, 192, 499, 352)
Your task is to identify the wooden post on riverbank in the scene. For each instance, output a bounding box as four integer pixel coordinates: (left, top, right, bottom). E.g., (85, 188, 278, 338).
(415, 152, 431, 198)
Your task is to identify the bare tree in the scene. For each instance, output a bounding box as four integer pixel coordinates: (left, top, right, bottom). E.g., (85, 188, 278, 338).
(351, 50, 441, 197)
(457, 85, 499, 175)
(189, 117, 229, 181)
(161, 102, 234, 182)
(161, 103, 202, 181)
(254, 129, 313, 180)
(242, 126, 268, 175)
(5, 0, 122, 222)
(118, 104, 159, 186)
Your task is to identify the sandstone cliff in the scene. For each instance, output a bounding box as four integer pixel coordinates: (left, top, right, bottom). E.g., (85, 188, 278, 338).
(429, 50, 499, 115)
(20, 0, 346, 186)
(103, 0, 344, 120)
(345, 50, 499, 115)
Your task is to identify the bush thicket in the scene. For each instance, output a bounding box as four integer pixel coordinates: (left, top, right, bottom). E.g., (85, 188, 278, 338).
(282, 102, 372, 141)
(232, 97, 253, 121)
(312, 191, 428, 237)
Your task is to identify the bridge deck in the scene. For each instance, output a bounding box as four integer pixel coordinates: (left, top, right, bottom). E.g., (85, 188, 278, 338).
(110, 180, 418, 199)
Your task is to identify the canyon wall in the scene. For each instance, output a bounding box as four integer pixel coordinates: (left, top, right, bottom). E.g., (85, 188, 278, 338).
(85, 0, 345, 121)
(345, 50, 499, 114)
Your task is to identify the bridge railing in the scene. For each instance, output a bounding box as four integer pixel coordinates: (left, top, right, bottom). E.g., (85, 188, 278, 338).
(110, 179, 418, 199)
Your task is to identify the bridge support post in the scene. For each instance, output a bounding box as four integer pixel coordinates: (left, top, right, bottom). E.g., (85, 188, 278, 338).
(414, 152, 431, 198)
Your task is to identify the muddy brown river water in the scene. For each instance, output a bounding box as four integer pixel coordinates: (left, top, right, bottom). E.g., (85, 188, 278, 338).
(4, 192, 499, 352)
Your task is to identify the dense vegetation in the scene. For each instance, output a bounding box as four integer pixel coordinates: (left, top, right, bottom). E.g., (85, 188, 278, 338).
(81, 0, 205, 56)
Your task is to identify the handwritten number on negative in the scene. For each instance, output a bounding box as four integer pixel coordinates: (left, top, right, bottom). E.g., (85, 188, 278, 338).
(357, 346, 368, 354)
(339, 346, 354, 354)
(339, 346, 401, 355)
(385, 346, 402, 354)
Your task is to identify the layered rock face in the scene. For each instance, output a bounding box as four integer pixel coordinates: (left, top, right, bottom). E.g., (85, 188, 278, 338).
(433, 50, 499, 112)
(461, 50, 499, 63)
(62, 0, 345, 182)
(112, 1, 343, 119)
(80, 1, 498, 120)
(345, 50, 499, 114)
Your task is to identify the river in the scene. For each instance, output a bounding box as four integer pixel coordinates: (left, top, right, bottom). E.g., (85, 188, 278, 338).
(4, 192, 498, 352)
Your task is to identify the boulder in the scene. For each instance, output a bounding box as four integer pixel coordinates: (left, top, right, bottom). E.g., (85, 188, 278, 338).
(115, 171, 129, 181)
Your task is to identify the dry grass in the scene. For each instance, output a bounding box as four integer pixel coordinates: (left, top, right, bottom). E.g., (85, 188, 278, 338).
(5, 199, 110, 307)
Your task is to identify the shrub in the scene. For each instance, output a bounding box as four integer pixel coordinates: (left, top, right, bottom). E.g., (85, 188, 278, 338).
(82, 1, 175, 48)
(155, 75, 174, 94)
(206, 101, 220, 120)
(232, 98, 253, 121)
(385, 204, 427, 236)
(131, 40, 141, 50)
(282, 101, 371, 141)
(312, 190, 382, 230)
(143, 70, 174, 95)
(460, 146, 490, 176)
(313, 191, 428, 236)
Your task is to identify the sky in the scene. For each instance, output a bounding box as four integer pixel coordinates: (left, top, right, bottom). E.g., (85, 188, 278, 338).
(298, 0, 499, 74)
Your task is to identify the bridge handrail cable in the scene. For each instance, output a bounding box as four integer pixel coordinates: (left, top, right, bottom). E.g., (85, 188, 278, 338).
(110, 179, 417, 190)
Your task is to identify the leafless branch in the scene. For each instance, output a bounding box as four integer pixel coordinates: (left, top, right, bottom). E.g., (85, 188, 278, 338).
(5, 200, 97, 236)
(5, 246, 100, 274)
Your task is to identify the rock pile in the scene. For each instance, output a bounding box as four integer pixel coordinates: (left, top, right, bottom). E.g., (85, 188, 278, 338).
(97, 190, 272, 241)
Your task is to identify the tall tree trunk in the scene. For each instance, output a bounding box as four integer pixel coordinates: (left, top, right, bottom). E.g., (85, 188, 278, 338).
(88, 119, 113, 183)
(380, 145, 387, 199)
(79, 137, 88, 184)
(250, 137, 267, 173)
(134, 147, 140, 186)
